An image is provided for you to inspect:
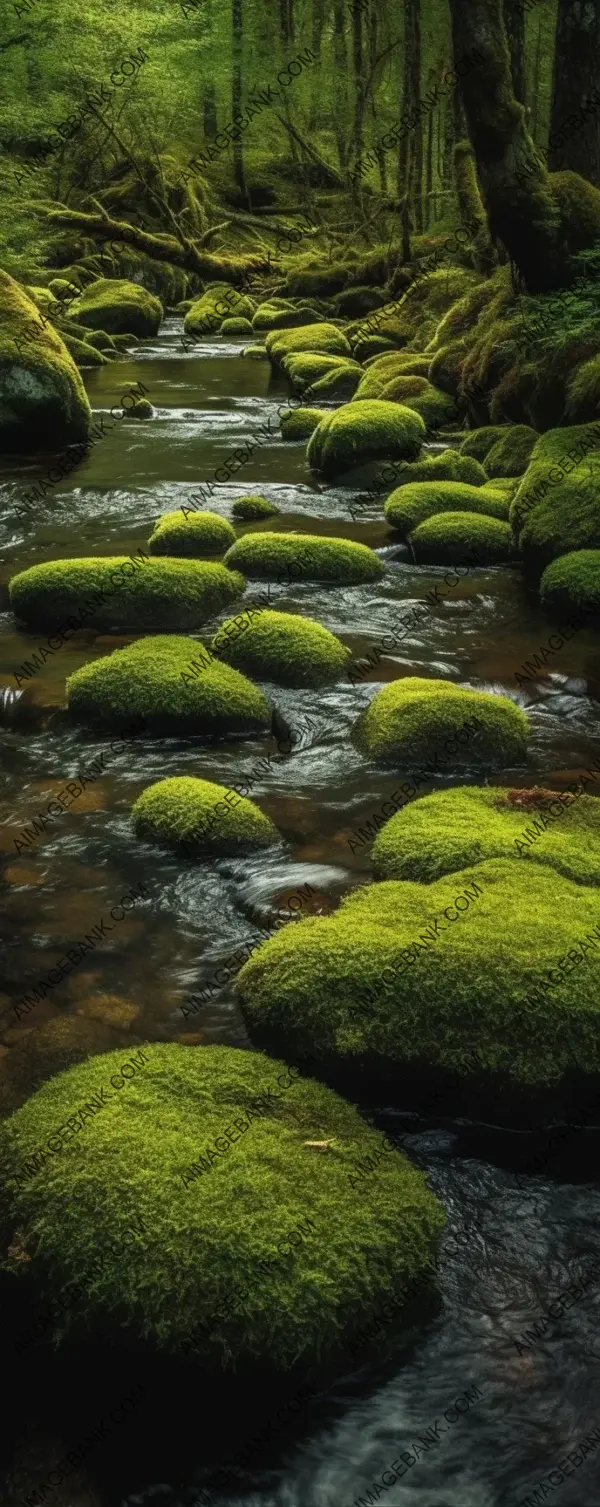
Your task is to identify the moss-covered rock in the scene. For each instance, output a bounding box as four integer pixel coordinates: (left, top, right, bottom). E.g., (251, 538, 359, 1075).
(129, 397, 154, 419)
(517, 459, 600, 575)
(283, 352, 360, 395)
(384, 381, 458, 433)
(310, 365, 362, 401)
(459, 425, 510, 463)
(232, 494, 280, 520)
(307, 400, 426, 482)
(252, 303, 321, 332)
(236, 861, 600, 1107)
(221, 316, 254, 336)
(59, 331, 109, 368)
(565, 354, 600, 422)
(0, 1017, 122, 1118)
(10, 557, 244, 634)
(484, 424, 537, 478)
(148, 510, 236, 557)
(66, 635, 271, 735)
(385, 450, 488, 490)
(68, 278, 163, 337)
(280, 407, 328, 441)
(0, 269, 91, 454)
(211, 608, 350, 687)
(353, 364, 430, 401)
(539, 550, 600, 622)
(384, 479, 510, 537)
(82, 329, 117, 353)
(265, 322, 352, 368)
(242, 344, 269, 360)
(427, 341, 468, 398)
(0, 1043, 444, 1362)
(410, 511, 514, 565)
(510, 423, 600, 537)
(352, 335, 397, 362)
(353, 676, 528, 766)
(334, 286, 387, 317)
(184, 286, 254, 337)
(224, 531, 383, 585)
(132, 776, 279, 854)
(371, 783, 600, 886)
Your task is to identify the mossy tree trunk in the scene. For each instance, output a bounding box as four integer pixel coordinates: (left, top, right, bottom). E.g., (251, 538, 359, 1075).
(448, 0, 571, 292)
(503, 0, 525, 104)
(454, 139, 497, 271)
(548, 0, 600, 187)
(232, 0, 249, 206)
(332, 0, 350, 170)
(397, 0, 421, 229)
(351, 1, 365, 177)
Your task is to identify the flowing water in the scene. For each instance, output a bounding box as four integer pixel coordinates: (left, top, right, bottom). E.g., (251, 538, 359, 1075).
(1, 320, 600, 1507)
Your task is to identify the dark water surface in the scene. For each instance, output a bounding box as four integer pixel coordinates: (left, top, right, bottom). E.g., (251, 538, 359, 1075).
(1, 320, 600, 1507)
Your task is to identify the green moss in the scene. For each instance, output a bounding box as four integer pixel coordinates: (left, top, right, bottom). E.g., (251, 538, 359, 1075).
(510, 423, 600, 537)
(10, 557, 244, 634)
(185, 286, 254, 336)
(427, 342, 468, 398)
(307, 400, 426, 482)
(130, 398, 154, 419)
(148, 510, 236, 557)
(0, 269, 91, 454)
(459, 426, 511, 462)
(0, 1017, 120, 1118)
(565, 355, 600, 421)
(540, 550, 600, 622)
(242, 345, 269, 360)
(232, 495, 280, 520)
(280, 407, 328, 441)
(410, 511, 514, 565)
(334, 286, 387, 317)
(66, 635, 271, 735)
(236, 860, 600, 1096)
(384, 480, 510, 538)
(371, 783, 600, 886)
(310, 365, 362, 401)
(354, 363, 429, 401)
(386, 451, 488, 490)
(352, 335, 397, 361)
(132, 775, 279, 854)
(283, 352, 359, 393)
(265, 322, 352, 368)
(69, 279, 163, 337)
(384, 381, 458, 433)
(211, 608, 350, 687)
(518, 459, 600, 575)
(82, 329, 117, 353)
(221, 316, 254, 336)
(484, 424, 537, 478)
(353, 676, 528, 766)
(0, 1043, 444, 1363)
(252, 304, 321, 332)
(224, 531, 383, 585)
(59, 331, 108, 368)
(357, 269, 480, 355)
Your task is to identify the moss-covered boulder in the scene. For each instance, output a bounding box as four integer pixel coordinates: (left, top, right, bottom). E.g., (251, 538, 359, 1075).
(354, 676, 528, 766)
(283, 352, 360, 395)
(310, 364, 362, 402)
(66, 635, 271, 735)
(148, 510, 236, 557)
(459, 425, 510, 463)
(410, 511, 514, 565)
(383, 381, 458, 432)
(386, 450, 488, 490)
(353, 366, 430, 402)
(211, 608, 350, 687)
(236, 861, 600, 1112)
(384, 480, 510, 538)
(517, 459, 600, 575)
(132, 775, 279, 854)
(510, 423, 600, 538)
(353, 335, 397, 362)
(0, 269, 91, 454)
(10, 557, 244, 634)
(221, 316, 254, 336)
(484, 424, 537, 478)
(130, 397, 154, 419)
(307, 401, 426, 482)
(184, 286, 254, 337)
(242, 345, 269, 360)
(265, 322, 352, 368)
(0, 1017, 122, 1117)
(68, 278, 163, 337)
(224, 531, 383, 585)
(232, 494, 280, 520)
(252, 303, 321, 332)
(565, 354, 600, 422)
(371, 783, 600, 886)
(334, 286, 387, 318)
(0, 1043, 444, 1362)
(540, 550, 600, 622)
(280, 407, 328, 441)
(59, 331, 109, 368)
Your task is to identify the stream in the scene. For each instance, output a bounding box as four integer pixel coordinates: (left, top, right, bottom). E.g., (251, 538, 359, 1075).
(1, 319, 600, 1507)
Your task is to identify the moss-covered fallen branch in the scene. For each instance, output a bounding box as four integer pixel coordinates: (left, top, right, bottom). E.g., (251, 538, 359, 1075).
(44, 208, 273, 284)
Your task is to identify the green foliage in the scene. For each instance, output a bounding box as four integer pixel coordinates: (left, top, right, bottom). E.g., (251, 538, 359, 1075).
(371, 784, 600, 887)
(148, 510, 236, 557)
(237, 861, 600, 1096)
(132, 776, 279, 854)
(10, 557, 244, 633)
(224, 532, 383, 585)
(0, 1044, 444, 1362)
(353, 677, 529, 767)
(540, 549, 600, 621)
(384, 480, 510, 538)
(410, 511, 514, 565)
(211, 608, 350, 688)
(307, 400, 426, 481)
(69, 279, 163, 336)
(66, 635, 271, 735)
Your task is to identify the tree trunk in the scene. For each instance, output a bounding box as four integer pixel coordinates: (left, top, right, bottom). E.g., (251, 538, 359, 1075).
(448, 0, 571, 291)
(232, 0, 248, 206)
(548, 0, 600, 186)
(454, 139, 498, 271)
(332, 0, 349, 170)
(503, 0, 525, 104)
(351, 1, 365, 177)
(397, 0, 421, 226)
(308, 0, 325, 130)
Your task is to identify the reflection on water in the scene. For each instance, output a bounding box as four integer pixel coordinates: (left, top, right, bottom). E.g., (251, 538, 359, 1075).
(1, 326, 600, 1507)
